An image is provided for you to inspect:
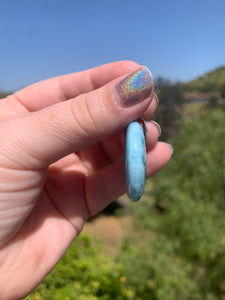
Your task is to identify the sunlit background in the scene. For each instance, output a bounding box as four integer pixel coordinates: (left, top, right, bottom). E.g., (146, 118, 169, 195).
(1, 1, 225, 299)
(1, 0, 225, 91)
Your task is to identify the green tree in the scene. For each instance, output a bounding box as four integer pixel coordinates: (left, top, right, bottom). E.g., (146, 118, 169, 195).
(154, 77, 184, 140)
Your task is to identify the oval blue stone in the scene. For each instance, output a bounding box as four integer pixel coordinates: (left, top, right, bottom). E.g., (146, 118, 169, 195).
(125, 122, 146, 202)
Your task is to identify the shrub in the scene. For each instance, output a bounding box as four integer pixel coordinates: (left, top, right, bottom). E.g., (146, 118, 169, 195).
(26, 234, 133, 300)
(131, 107, 225, 299)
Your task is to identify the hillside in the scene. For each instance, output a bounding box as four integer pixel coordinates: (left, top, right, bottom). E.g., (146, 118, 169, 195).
(184, 65, 225, 94)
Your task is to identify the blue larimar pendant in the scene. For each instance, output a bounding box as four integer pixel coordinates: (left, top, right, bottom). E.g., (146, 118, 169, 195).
(125, 120, 147, 202)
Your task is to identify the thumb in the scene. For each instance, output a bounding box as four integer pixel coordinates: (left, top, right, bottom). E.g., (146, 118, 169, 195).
(1, 67, 154, 169)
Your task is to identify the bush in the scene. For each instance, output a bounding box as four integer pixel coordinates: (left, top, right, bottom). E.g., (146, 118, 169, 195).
(26, 234, 134, 300)
(154, 77, 184, 141)
(132, 107, 225, 299)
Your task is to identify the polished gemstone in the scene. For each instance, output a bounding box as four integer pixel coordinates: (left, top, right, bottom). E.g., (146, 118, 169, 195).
(125, 122, 146, 201)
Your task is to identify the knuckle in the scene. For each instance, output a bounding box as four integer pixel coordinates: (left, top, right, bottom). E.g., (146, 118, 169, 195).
(71, 92, 104, 138)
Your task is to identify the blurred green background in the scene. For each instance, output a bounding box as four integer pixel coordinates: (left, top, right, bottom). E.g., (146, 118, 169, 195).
(1, 1, 225, 299)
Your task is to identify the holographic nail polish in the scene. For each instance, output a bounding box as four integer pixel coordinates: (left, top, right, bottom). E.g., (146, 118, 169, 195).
(115, 66, 154, 106)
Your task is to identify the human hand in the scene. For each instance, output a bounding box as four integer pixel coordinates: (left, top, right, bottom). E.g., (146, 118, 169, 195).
(0, 61, 172, 299)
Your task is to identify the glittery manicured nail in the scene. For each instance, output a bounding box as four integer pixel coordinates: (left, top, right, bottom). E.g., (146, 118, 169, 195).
(114, 67, 154, 106)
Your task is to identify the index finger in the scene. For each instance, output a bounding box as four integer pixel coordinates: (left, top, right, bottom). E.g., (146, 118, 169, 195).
(11, 61, 140, 112)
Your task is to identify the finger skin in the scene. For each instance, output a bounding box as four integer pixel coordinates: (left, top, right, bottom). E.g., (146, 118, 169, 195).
(74, 92, 160, 175)
(77, 120, 161, 174)
(0, 62, 161, 299)
(0, 75, 154, 170)
(142, 94, 159, 120)
(0, 142, 172, 299)
(86, 142, 172, 215)
(0, 65, 154, 250)
(6, 61, 140, 113)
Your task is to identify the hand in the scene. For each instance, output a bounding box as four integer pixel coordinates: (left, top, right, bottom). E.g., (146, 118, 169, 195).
(0, 61, 172, 299)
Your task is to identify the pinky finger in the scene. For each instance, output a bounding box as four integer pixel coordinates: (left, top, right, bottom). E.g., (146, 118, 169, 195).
(86, 142, 173, 216)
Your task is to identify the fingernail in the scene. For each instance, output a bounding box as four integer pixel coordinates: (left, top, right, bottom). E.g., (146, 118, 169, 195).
(166, 143, 174, 155)
(114, 66, 154, 106)
(150, 120, 161, 136)
(154, 93, 159, 105)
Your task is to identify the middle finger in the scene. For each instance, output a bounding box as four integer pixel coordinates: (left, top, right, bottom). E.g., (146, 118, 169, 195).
(77, 120, 161, 174)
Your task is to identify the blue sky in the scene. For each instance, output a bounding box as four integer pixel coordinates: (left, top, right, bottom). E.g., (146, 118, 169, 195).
(1, 0, 225, 91)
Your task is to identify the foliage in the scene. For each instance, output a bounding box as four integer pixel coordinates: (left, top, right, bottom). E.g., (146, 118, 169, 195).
(184, 66, 225, 94)
(26, 234, 134, 300)
(133, 106, 225, 299)
(154, 77, 184, 141)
